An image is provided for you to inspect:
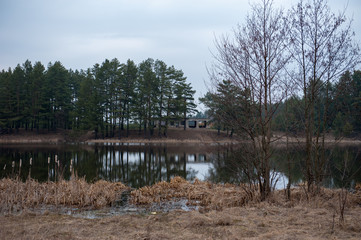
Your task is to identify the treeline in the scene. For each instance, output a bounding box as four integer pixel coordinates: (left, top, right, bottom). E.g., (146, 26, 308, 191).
(0, 58, 197, 138)
(273, 70, 361, 138)
(201, 70, 361, 138)
(202, 0, 360, 200)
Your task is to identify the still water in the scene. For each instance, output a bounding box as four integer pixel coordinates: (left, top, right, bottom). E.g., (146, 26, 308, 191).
(0, 142, 360, 189)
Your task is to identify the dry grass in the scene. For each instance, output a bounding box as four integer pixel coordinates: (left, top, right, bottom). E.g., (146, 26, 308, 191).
(131, 177, 361, 213)
(0, 178, 130, 214)
(1, 177, 361, 239)
(2, 176, 360, 214)
(0, 201, 360, 239)
(131, 176, 258, 211)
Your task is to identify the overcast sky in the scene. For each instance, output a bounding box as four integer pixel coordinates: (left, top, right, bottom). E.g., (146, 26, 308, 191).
(1, 0, 360, 111)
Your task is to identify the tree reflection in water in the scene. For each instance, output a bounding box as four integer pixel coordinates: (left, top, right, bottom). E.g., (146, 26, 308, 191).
(0, 143, 360, 189)
(207, 144, 361, 189)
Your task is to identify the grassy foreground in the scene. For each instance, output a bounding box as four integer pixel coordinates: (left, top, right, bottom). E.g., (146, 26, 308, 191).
(0, 178, 130, 212)
(1, 177, 361, 239)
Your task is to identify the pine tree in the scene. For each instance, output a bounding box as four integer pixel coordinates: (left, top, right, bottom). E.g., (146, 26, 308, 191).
(45, 61, 72, 130)
(30, 62, 46, 132)
(173, 70, 197, 130)
(121, 59, 138, 137)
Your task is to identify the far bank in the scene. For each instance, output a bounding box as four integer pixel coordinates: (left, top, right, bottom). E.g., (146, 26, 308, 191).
(0, 128, 361, 145)
(0, 128, 239, 144)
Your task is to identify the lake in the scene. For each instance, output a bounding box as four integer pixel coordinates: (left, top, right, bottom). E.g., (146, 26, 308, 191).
(0, 142, 360, 189)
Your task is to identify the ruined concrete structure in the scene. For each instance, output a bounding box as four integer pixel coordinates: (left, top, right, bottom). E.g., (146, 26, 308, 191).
(157, 118, 212, 129)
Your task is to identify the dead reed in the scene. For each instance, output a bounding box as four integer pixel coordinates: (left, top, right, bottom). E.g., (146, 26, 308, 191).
(131, 176, 259, 211)
(1, 172, 359, 220)
(131, 176, 361, 215)
(0, 178, 130, 214)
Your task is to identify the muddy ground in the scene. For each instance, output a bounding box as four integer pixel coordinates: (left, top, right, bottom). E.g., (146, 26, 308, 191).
(1, 177, 361, 239)
(1, 202, 360, 239)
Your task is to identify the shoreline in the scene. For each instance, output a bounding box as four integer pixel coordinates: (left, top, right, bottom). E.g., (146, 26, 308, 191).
(1, 177, 361, 239)
(0, 129, 361, 145)
(2, 138, 361, 145)
(86, 138, 240, 144)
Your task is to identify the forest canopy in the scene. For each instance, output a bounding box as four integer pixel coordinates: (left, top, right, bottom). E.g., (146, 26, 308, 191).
(201, 70, 361, 138)
(0, 58, 197, 138)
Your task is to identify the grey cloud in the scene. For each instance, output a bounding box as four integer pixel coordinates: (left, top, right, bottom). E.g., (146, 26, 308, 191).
(0, 0, 359, 106)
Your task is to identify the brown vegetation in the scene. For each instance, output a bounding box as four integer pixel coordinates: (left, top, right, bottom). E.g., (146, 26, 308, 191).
(131, 176, 258, 212)
(0, 204, 360, 239)
(0, 178, 361, 239)
(0, 178, 129, 213)
(0, 177, 361, 239)
(0, 128, 240, 144)
(0, 129, 67, 143)
(1, 128, 361, 145)
(88, 128, 240, 144)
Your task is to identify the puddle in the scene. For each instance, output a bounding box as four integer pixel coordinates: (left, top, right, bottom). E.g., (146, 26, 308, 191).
(68, 205, 144, 219)
(12, 192, 198, 219)
(70, 197, 198, 219)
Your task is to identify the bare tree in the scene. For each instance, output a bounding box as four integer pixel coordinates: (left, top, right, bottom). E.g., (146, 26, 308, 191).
(211, 0, 291, 200)
(289, 0, 360, 192)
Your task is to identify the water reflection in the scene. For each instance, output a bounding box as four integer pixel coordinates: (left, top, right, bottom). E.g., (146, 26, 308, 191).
(207, 144, 361, 189)
(0, 143, 220, 188)
(0, 143, 360, 189)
